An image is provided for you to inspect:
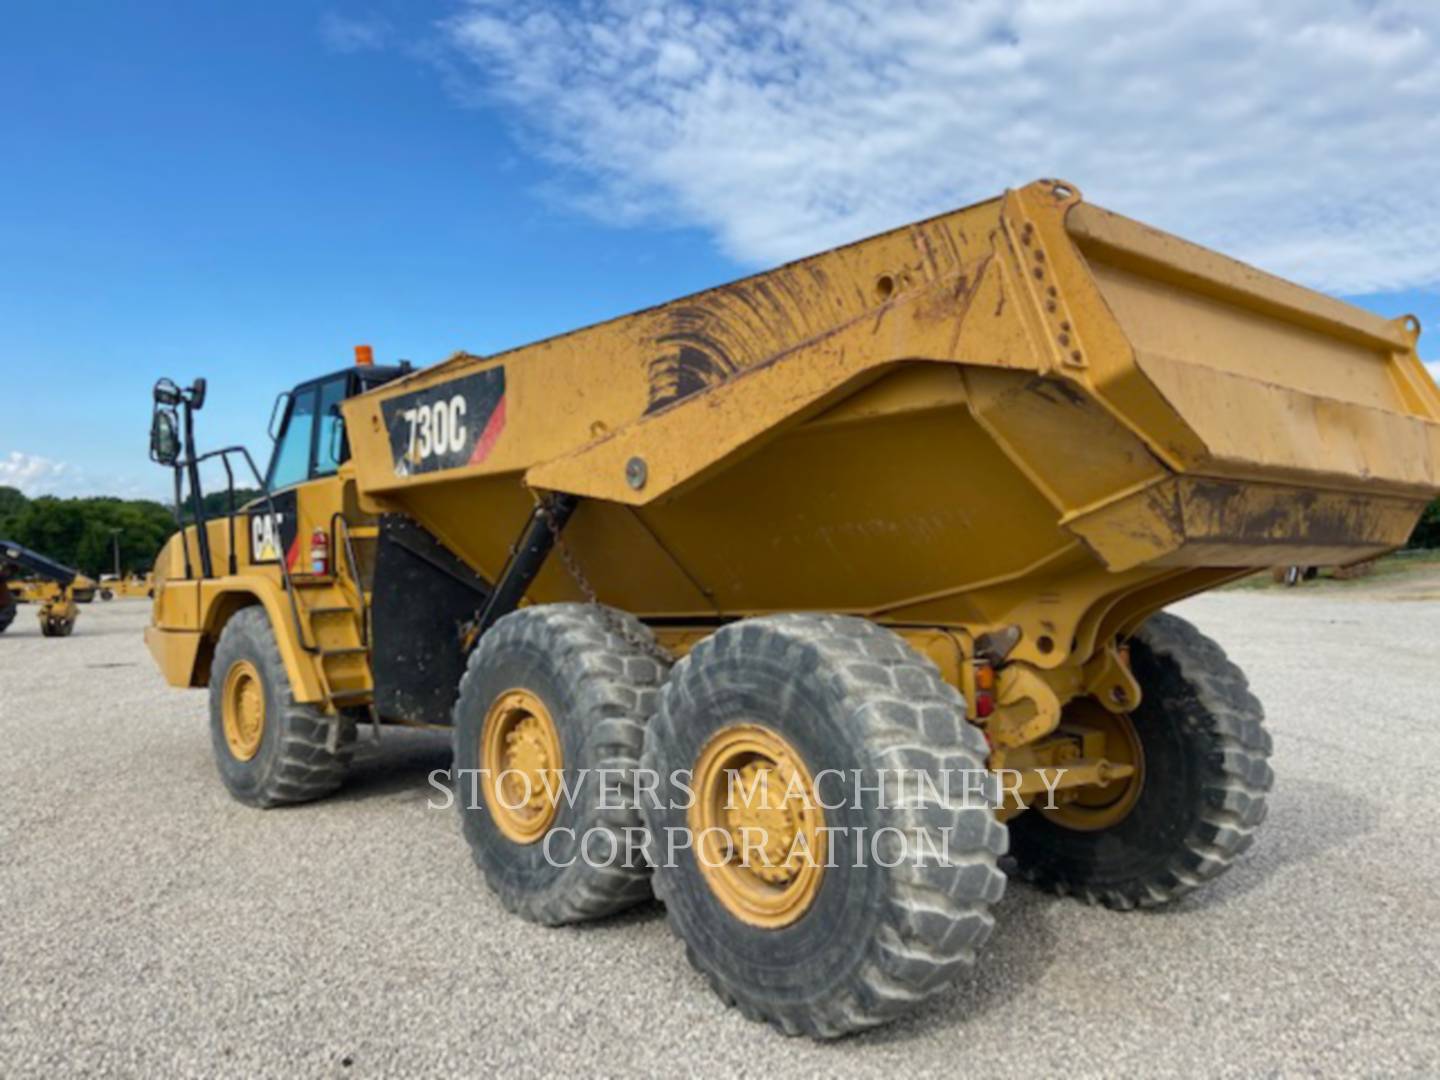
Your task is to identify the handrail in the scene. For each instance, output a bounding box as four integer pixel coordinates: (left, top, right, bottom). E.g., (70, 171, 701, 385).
(218, 454, 238, 576)
(328, 512, 369, 648)
(170, 465, 193, 580)
(180, 444, 317, 654)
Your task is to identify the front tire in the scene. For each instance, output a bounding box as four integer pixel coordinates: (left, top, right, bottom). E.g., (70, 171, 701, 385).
(453, 603, 668, 925)
(0, 602, 15, 634)
(40, 614, 75, 637)
(1008, 611, 1273, 908)
(642, 614, 1007, 1038)
(208, 606, 353, 807)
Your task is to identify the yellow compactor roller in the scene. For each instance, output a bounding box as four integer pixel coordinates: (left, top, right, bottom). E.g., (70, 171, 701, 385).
(0, 541, 83, 636)
(145, 180, 1440, 1037)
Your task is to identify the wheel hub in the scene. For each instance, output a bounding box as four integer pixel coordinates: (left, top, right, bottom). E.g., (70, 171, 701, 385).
(724, 760, 806, 884)
(222, 659, 266, 762)
(502, 715, 557, 815)
(481, 689, 564, 844)
(691, 724, 826, 928)
(1041, 701, 1145, 832)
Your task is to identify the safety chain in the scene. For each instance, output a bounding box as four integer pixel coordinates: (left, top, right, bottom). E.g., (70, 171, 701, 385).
(532, 490, 675, 665)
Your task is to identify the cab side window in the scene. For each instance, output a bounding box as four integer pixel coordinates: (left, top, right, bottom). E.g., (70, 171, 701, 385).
(314, 376, 349, 476)
(267, 387, 317, 491)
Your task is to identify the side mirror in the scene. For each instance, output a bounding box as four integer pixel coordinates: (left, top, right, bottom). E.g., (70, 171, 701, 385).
(150, 405, 180, 465)
(267, 391, 291, 441)
(189, 378, 207, 410)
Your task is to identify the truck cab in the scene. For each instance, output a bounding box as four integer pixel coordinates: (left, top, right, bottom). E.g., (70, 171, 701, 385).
(264, 357, 410, 501)
(145, 350, 409, 703)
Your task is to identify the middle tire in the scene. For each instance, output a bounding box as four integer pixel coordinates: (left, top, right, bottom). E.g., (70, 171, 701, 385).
(453, 603, 669, 926)
(642, 614, 1008, 1039)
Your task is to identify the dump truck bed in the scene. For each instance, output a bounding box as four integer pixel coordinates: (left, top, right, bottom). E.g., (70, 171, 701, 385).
(342, 179, 1440, 669)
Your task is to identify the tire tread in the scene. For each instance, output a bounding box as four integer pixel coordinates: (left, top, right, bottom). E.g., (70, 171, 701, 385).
(643, 613, 1007, 1039)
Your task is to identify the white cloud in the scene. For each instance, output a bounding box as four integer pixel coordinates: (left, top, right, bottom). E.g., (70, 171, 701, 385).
(0, 451, 162, 500)
(1427, 361, 1440, 385)
(0, 452, 72, 496)
(444, 0, 1440, 294)
(320, 11, 390, 54)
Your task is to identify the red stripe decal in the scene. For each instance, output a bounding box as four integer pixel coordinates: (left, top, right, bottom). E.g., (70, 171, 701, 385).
(285, 533, 302, 571)
(468, 394, 507, 465)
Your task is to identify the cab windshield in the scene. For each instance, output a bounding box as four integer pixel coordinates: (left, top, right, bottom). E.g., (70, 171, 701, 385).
(265, 373, 349, 491)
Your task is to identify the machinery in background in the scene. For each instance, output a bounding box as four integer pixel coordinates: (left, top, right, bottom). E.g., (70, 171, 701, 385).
(7, 572, 99, 604)
(1273, 560, 1379, 586)
(70, 573, 99, 602)
(0, 541, 83, 636)
(99, 572, 155, 599)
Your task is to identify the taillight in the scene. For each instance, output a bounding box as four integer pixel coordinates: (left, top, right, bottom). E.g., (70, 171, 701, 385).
(974, 662, 995, 719)
(310, 529, 330, 575)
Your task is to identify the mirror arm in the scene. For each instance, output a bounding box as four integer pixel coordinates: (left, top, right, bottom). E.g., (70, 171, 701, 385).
(181, 395, 213, 580)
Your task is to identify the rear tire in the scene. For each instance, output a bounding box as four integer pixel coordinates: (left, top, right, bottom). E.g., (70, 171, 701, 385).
(642, 614, 1007, 1038)
(208, 606, 353, 808)
(0, 602, 15, 634)
(453, 603, 668, 925)
(1009, 612, 1273, 908)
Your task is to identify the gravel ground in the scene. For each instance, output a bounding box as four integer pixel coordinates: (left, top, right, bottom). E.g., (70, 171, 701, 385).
(2, 592, 1438, 1077)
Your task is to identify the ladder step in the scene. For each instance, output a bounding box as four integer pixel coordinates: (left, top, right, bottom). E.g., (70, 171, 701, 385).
(346, 526, 379, 539)
(328, 688, 372, 705)
(307, 605, 356, 616)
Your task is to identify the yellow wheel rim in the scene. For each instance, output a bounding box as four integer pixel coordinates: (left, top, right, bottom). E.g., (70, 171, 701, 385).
(481, 689, 564, 845)
(1041, 703, 1145, 832)
(689, 724, 827, 929)
(222, 660, 266, 762)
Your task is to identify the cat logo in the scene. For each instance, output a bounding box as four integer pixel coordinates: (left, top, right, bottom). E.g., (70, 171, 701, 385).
(251, 512, 285, 564)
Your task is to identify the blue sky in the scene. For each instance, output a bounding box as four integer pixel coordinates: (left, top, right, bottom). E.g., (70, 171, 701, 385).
(2, 1, 1438, 500)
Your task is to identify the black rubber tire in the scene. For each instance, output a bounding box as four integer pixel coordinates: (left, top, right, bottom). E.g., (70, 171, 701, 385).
(41, 616, 74, 637)
(208, 606, 354, 808)
(1009, 611, 1273, 909)
(453, 603, 668, 926)
(642, 614, 1008, 1039)
(100, 589, 114, 601)
(0, 601, 15, 634)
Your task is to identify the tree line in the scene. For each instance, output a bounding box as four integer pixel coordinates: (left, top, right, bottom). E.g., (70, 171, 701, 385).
(0, 486, 261, 577)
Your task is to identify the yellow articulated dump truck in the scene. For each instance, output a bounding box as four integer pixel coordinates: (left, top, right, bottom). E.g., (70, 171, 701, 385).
(145, 180, 1440, 1038)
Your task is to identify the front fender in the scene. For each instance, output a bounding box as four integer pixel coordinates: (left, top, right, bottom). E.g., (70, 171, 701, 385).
(147, 576, 328, 704)
(199, 579, 327, 704)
